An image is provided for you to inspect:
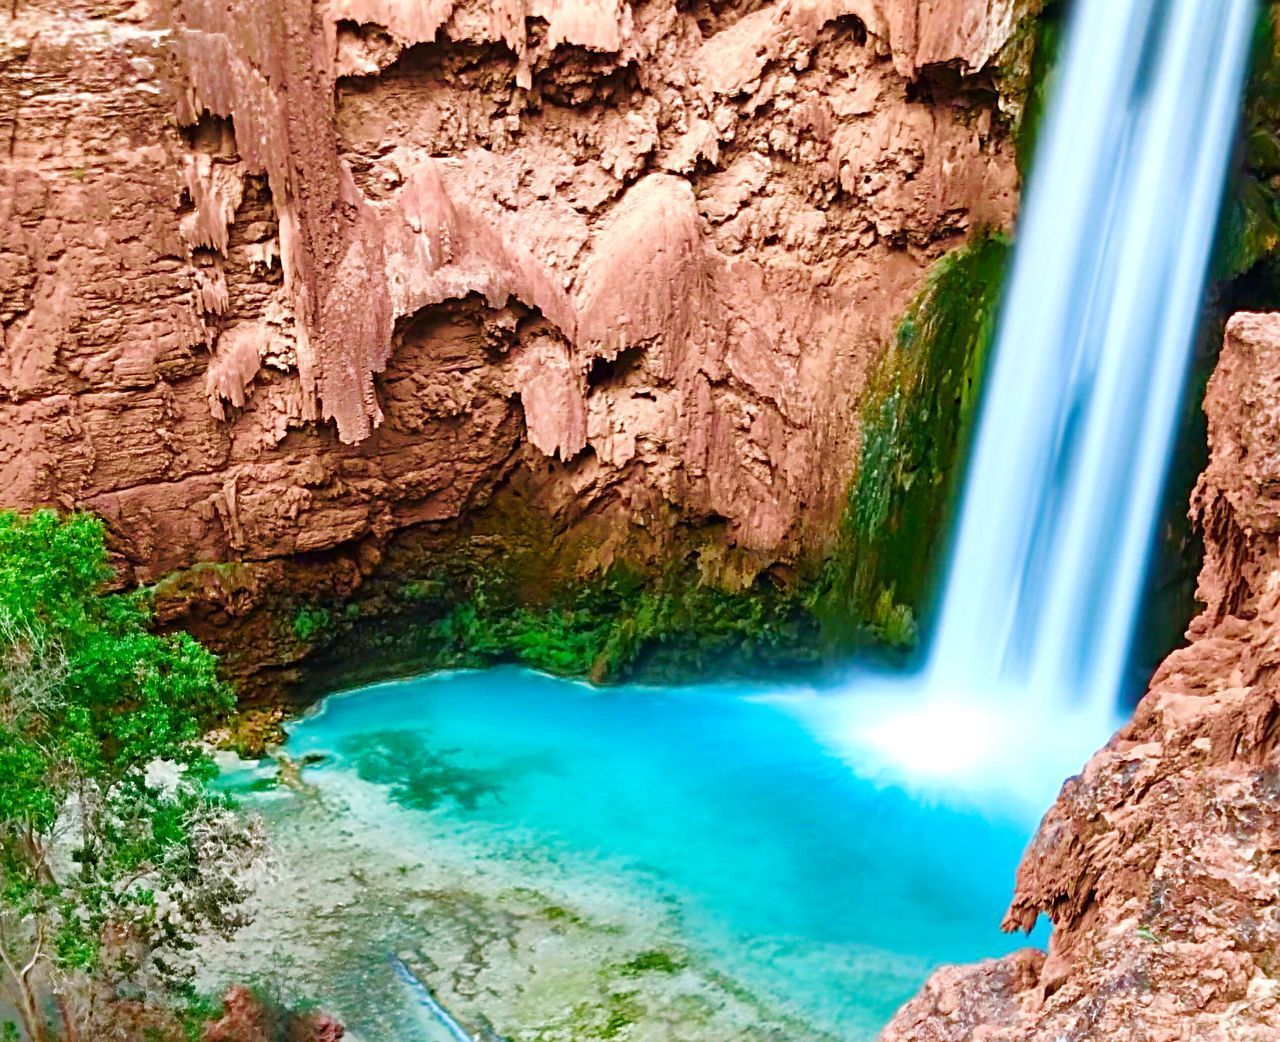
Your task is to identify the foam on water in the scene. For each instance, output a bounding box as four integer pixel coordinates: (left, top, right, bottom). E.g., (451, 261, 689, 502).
(780, 673, 1119, 820)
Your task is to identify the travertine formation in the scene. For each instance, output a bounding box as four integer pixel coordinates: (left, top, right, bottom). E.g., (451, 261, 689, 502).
(882, 312, 1280, 1042)
(0, 0, 1020, 616)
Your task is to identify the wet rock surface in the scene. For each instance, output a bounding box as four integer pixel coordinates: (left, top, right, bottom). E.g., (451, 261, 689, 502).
(882, 312, 1280, 1040)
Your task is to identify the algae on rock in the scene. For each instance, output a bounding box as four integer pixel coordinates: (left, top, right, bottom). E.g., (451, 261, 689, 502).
(809, 231, 1011, 651)
(1216, 3, 1280, 284)
(1011, 3, 1066, 181)
(305, 557, 820, 688)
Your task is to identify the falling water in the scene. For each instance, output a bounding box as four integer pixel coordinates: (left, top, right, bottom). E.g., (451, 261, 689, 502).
(929, 0, 1256, 711)
(197, 9, 1264, 1034)
(812, 0, 1258, 804)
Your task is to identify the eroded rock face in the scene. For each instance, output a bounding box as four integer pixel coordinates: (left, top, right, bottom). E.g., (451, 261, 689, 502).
(882, 311, 1280, 1041)
(1, 0, 1022, 690)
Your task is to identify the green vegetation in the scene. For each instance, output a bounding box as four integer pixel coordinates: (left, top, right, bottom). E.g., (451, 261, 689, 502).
(809, 230, 1011, 649)
(541, 904, 590, 928)
(0, 511, 263, 1041)
(1014, 5, 1066, 181)
(399, 564, 818, 684)
(1215, 4, 1280, 282)
(400, 579, 435, 602)
(616, 950, 687, 977)
(569, 989, 644, 1040)
(292, 604, 332, 642)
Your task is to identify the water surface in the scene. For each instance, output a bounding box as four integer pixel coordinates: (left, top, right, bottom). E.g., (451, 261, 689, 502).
(213, 667, 1046, 1041)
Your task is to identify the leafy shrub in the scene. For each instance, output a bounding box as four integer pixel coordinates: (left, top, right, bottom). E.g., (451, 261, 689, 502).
(0, 510, 264, 1041)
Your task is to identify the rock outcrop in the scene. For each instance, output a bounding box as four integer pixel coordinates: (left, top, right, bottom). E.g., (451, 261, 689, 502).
(882, 311, 1280, 1041)
(203, 985, 344, 1042)
(0, 0, 1024, 693)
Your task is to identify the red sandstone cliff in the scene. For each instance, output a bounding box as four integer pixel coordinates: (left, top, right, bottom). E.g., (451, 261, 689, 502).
(0, 0, 1026, 692)
(882, 311, 1280, 1041)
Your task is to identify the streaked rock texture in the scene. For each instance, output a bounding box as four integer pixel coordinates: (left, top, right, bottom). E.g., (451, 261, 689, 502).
(1, 0, 1026, 691)
(882, 311, 1280, 1041)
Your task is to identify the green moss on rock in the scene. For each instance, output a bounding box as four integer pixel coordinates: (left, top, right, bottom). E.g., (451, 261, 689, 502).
(291, 604, 332, 642)
(323, 560, 819, 687)
(809, 230, 1011, 651)
(1012, 4, 1066, 182)
(615, 950, 688, 977)
(1214, 4, 1280, 282)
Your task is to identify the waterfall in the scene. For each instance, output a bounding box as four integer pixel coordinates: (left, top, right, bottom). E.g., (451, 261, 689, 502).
(804, 0, 1258, 808)
(927, 0, 1257, 720)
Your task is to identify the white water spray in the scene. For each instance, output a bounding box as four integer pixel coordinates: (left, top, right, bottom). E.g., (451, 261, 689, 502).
(929, 0, 1257, 715)
(804, 0, 1258, 810)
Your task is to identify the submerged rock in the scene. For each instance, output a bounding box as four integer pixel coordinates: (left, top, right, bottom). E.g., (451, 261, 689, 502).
(197, 763, 846, 1042)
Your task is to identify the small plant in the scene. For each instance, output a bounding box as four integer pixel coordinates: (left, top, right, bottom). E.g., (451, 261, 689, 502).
(617, 950, 687, 977)
(400, 579, 439, 602)
(869, 587, 917, 648)
(542, 904, 588, 928)
(292, 604, 332, 641)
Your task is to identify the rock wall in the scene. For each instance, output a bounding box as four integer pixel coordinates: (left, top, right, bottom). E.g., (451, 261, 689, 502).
(1, 0, 1023, 693)
(882, 311, 1280, 1042)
